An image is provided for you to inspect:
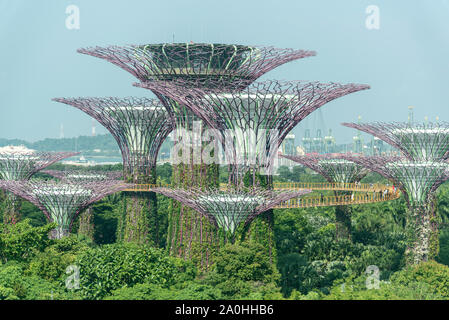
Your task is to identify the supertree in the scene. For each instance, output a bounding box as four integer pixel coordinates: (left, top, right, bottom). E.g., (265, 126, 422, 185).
(153, 187, 311, 263)
(0, 179, 129, 239)
(138, 78, 369, 260)
(42, 170, 123, 240)
(340, 154, 449, 264)
(0, 145, 78, 224)
(342, 121, 449, 161)
(52, 97, 173, 245)
(281, 153, 370, 241)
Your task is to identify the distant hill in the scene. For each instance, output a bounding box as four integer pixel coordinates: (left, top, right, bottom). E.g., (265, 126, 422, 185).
(0, 134, 119, 152)
(0, 133, 173, 155)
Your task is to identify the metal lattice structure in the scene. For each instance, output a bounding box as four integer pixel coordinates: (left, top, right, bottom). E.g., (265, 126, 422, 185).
(153, 187, 311, 239)
(342, 122, 449, 161)
(43, 169, 122, 182)
(138, 79, 370, 177)
(52, 97, 173, 183)
(78, 43, 316, 88)
(281, 154, 369, 183)
(0, 146, 79, 181)
(0, 179, 129, 239)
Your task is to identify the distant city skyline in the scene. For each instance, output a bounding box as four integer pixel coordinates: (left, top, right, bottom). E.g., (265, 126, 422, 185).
(1, 0, 448, 144)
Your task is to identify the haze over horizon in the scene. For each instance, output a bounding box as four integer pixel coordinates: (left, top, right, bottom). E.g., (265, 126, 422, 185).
(1, 0, 449, 145)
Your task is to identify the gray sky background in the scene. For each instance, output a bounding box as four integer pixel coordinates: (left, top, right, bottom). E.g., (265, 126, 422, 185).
(1, 0, 448, 145)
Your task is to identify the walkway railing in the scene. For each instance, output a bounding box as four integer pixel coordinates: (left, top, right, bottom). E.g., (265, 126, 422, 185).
(275, 191, 400, 208)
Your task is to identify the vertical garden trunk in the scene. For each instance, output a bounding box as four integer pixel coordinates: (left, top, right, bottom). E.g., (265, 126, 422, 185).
(117, 167, 159, 246)
(2, 191, 21, 225)
(168, 161, 220, 271)
(240, 171, 276, 264)
(78, 207, 95, 241)
(405, 194, 439, 265)
(334, 191, 353, 242)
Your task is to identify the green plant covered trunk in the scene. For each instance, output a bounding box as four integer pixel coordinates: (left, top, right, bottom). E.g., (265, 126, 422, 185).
(405, 193, 439, 265)
(240, 171, 276, 264)
(2, 191, 21, 225)
(168, 161, 220, 272)
(117, 167, 159, 246)
(78, 207, 95, 241)
(334, 191, 353, 242)
(49, 227, 70, 239)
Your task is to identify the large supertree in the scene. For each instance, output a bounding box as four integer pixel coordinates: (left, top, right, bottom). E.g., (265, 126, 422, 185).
(52, 97, 173, 245)
(281, 153, 369, 241)
(0, 145, 78, 224)
(137, 79, 369, 258)
(342, 121, 449, 161)
(0, 179, 129, 239)
(43, 170, 122, 240)
(341, 154, 449, 264)
(77, 42, 317, 265)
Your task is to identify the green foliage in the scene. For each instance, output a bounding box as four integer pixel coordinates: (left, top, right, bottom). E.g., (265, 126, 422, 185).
(206, 242, 281, 299)
(0, 220, 56, 263)
(390, 260, 449, 298)
(76, 242, 195, 299)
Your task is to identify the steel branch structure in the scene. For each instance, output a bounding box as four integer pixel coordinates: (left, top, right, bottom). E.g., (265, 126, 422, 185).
(52, 97, 173, 183)
(0, 179, 129, 239)
(280, 153, 369, 241)
(153, 187, 311, 241)
(139, 79, 370, 178)
(78, 43, 316, 88)
(0, 146, 78, 224)
(342, 122, 449, 161)
(0, 146, 79, 181)
(341, 154, 449, 263)
(43, 170, 122, 182)
(280, 154, 369, 184)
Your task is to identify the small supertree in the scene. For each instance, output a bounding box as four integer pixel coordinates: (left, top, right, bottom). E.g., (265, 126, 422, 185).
(0, 146, 78, 224)
(53, 97, 173, 245)
(43, 170, 123, 240)
(153, 187, 311, 244)
(0, 179, 129, 239)
(342, 121, 449, 161)
(281, 153, 369, 241)
(341, 154, 449, 264)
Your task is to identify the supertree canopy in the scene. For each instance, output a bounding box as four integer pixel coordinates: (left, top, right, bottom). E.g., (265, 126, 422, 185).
(0, 179, 129, 239)
(0, 145, 78, 181)
(280, 154, 369, 184)
(342, 121, 449, 161)
(0, 145, 79, 224)
(52, 97, 173, 245)
(77, 43, 316, 88)
(42, 170, 123, 240)
(138, 79, 370, 179)
(52, 97, 173, 183)
(153, 187, 311, 241)
(280, 153, 370, 241)
(341, 154, 449, 264)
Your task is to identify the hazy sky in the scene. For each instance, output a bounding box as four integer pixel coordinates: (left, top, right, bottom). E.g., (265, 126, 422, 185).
(1, 0, 449, 144)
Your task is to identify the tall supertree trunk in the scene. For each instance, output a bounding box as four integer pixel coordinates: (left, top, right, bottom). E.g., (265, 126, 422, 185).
(2, 191, 21, 225)
(405, 193, 439, 265)
(240, 170, 277, 264)
(118, 166, 159, 246)
(334, 191, 353, 242)
(78, 207, 95, 241)
(168, 160, 220, 272)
